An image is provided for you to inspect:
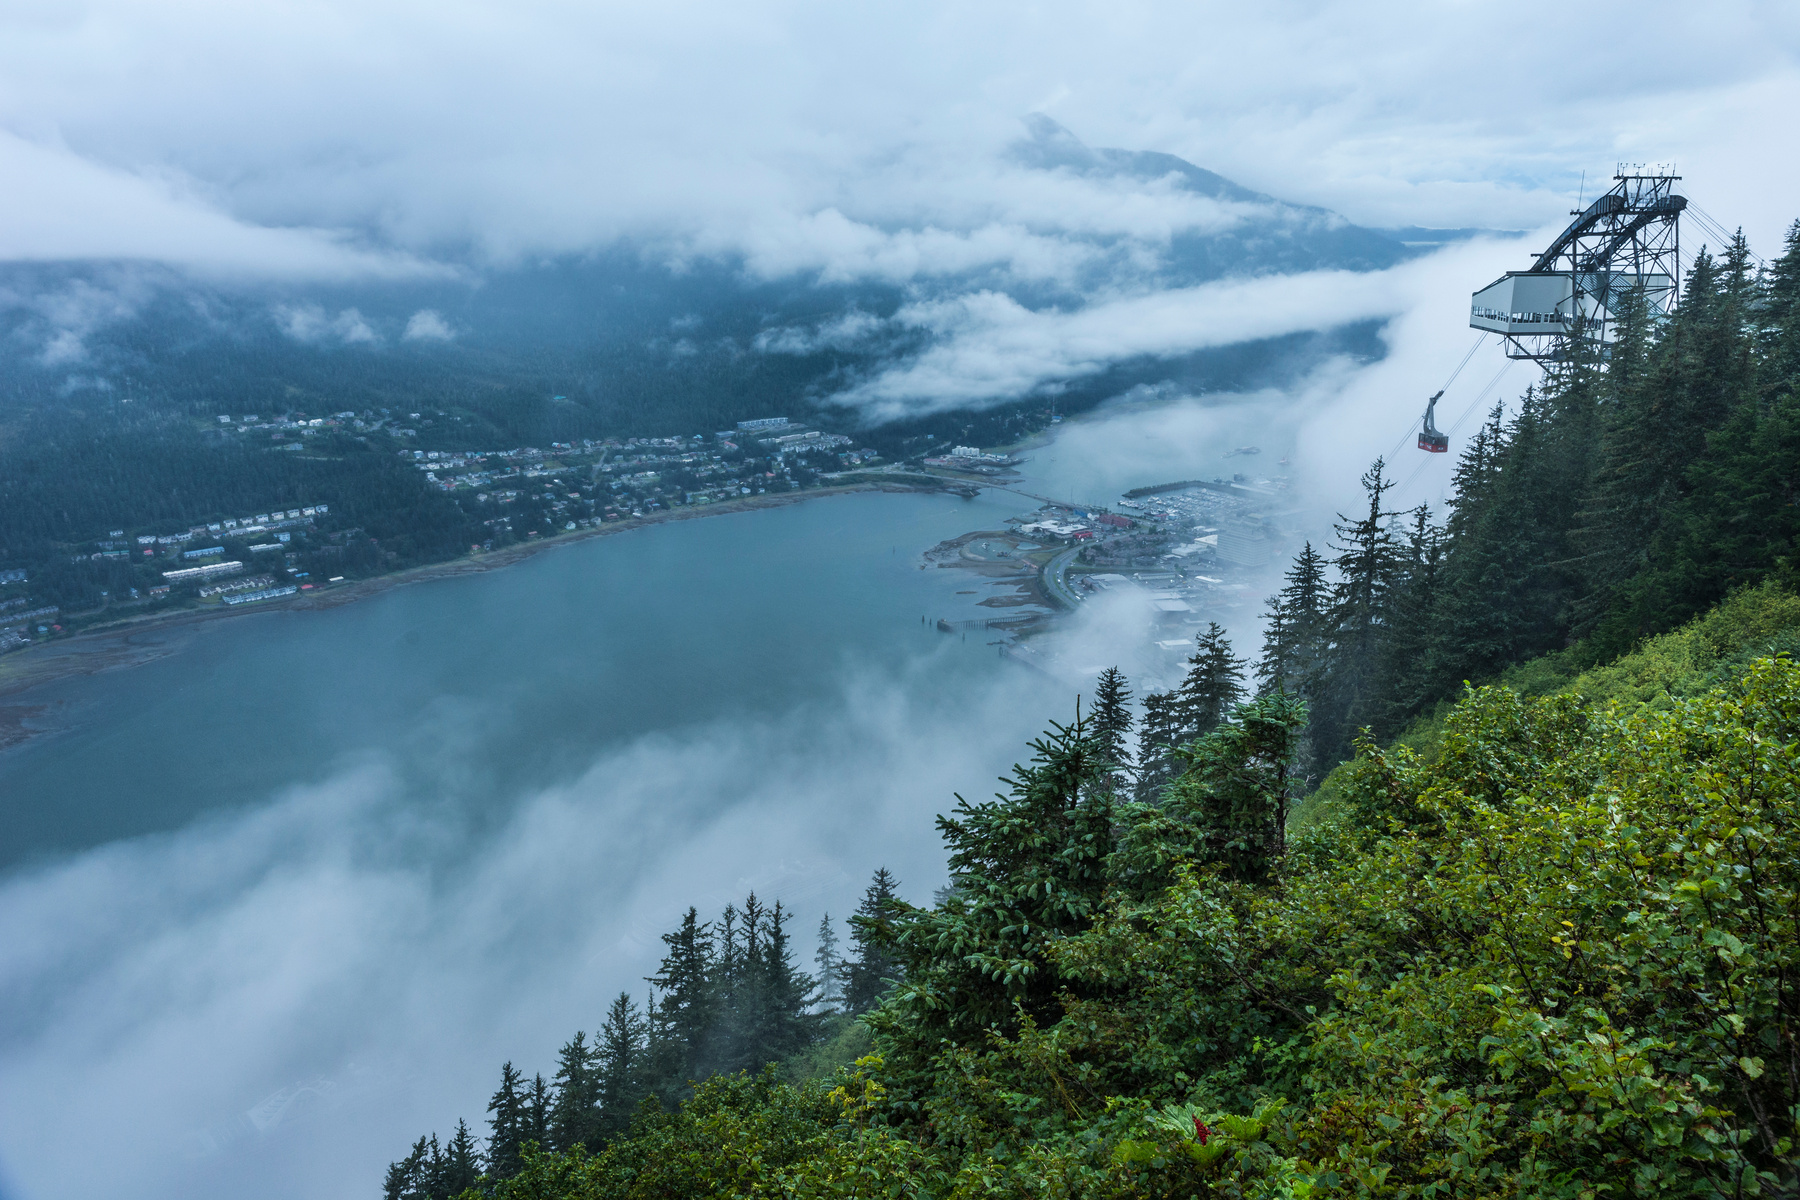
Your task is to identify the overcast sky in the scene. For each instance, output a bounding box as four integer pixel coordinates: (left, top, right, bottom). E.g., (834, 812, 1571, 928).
(2, 0, 1796, 279)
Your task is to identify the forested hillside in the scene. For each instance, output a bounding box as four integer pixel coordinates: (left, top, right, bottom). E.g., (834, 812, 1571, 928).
(388, 630, 1800, 1198)
(373, 220, 1800, 1198)
(1257, 223, 1800, 780)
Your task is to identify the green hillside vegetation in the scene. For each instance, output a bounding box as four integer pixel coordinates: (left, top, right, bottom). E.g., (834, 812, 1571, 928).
(388, 645, 1800, 1198)
(1303, 582, 1800, 820)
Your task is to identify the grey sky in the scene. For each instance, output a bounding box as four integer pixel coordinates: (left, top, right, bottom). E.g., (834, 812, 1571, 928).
(2, 0, 1795, 278)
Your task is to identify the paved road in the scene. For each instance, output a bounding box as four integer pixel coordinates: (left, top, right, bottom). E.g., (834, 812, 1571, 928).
(1041, 546, 1084, 610)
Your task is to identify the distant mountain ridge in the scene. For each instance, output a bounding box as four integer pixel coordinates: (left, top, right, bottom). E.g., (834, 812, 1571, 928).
(0, 119, 1413, 442)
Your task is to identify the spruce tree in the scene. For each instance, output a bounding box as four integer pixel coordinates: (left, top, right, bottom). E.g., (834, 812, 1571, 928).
(1582, 247, 1756, 651)
(1614, 227, 1800, 630)
(1426, 402, 1520, 697)
(441, 1119, 481, 1197)
(1089, 666, 1134, 787)
(384, 1137, 429, 1200)
(524, 1073, 550, 1153)
(1257, 543, 1330, 786)
(751, 900, 818, 1061)
(1163, 690, 1308, 884)
(1134, 689, 1185, 801)
(483, 1062, 528, 1180)
(644, 907, 713, 1098)
(700, 901, 749, 1076)
(814, 913, 843, 1013)
(1174, 622, 1244, 742)
(865, 714, 1118, 1056)
(1313, 459, 1401, 765)
(595, 992, 648, 1138)
(1573, 283, 1662, 631)
(842, 869, 902, 1013)
(547, 1030, 600, 1152)
(1376, 504, 1445, 729)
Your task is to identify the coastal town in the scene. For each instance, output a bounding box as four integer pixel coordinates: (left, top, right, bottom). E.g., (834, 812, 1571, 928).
(0, 411, 991, 654)
(1, 390, 1299, 673)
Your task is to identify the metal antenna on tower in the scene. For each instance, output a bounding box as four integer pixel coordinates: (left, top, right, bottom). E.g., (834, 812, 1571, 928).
(1468, 167, 1686, 363)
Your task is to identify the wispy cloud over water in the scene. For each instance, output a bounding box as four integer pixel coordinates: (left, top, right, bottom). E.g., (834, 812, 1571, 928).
(0, 652, 1068, 1200)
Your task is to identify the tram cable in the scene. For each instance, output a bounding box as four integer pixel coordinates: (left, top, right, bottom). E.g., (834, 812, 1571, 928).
(1393, 359, 1515, 498)
(1385, 332, 1488, 460)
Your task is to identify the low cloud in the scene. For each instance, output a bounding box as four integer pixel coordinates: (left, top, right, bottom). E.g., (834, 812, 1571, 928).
(0, 132, 450, 282)
(0, 2, 1792, 280)
(0, 650, 1071, 1200)
(0, 268, 162, 365)
(822, 236, 1534, 421)
(402, 309, 455, 342)
(275, 304, 380, 344)
(752, 308, 889, 355)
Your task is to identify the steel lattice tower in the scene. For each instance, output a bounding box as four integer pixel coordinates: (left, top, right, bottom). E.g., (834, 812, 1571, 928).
(1470, 168, 1686, 363)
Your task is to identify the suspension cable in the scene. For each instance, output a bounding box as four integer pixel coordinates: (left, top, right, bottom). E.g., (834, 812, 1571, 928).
(1392, 359, 1516, 499)
(1385, 332, 1488, 460)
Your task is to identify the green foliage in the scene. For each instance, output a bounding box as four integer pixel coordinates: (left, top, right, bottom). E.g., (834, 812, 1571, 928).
(391, 644, 1800, 1196)
(1306, 580, 1800, 814)
(1178, 624, 1249, 743)
(379, 216, 1800, 1200)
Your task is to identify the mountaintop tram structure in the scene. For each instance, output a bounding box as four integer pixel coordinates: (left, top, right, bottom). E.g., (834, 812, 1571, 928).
(1469, 167, 1686, 364)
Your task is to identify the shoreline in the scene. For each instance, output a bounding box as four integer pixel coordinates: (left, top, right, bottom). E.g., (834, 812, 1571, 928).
(0, 479, 949, 716)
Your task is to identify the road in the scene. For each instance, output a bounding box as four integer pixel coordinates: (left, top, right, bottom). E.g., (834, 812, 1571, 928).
(1041, 545, 1084, 611)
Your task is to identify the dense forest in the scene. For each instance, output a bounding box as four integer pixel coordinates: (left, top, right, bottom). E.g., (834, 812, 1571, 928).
(375, 221, 1800, 1197)
(1250, 223, 1800, 782)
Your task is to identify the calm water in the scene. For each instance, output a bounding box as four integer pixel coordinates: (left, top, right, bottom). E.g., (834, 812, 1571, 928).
(1, 488, 1083, 1200)
(0, 490, 1041, 870)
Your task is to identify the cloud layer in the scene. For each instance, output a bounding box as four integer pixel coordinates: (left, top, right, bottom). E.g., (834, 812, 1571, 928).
(1, 0, 1794, 279)
(0, 652, 1072, 1200)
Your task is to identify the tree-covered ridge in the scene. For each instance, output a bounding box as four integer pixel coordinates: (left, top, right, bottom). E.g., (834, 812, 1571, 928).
(1260, 222, 1800, 778)
(383, 878, 904, 1199)
(418, 641, 1800, 1198)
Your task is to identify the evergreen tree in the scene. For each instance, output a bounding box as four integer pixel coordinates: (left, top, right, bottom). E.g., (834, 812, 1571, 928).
(750, 900, 818, 1061)
(384, 1136, 431, 1200)
(440, 1119, 481, 1197)
(1163, 691, 1308, 884)
(1599, 229, 1800, 635)
(813, 912, 843, 1013)
(1376, 504, 1446, 728)
(1089, 666, 1134, 786)
(524, 1073, 550, 1153)
(1312, 460, 1401, 764)
(1133, 689, 1185, 801)
(644, 907, 713, 1099)
(868, 715, 1116, 1056)
(483, 1061, 528, 1180)
(547, 1030, 600, 1152)
(1425, 401, 1523, 695)
(842, 869, 902, 1014)
(1572, 282, 1663, 632)
(385, 1116, 483, 1197)
(595, 992, 648, 1138)
(1174, 622, 1245, 742)
(700, 900, 749, 1076)
(1257, 541, 1329, 698)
